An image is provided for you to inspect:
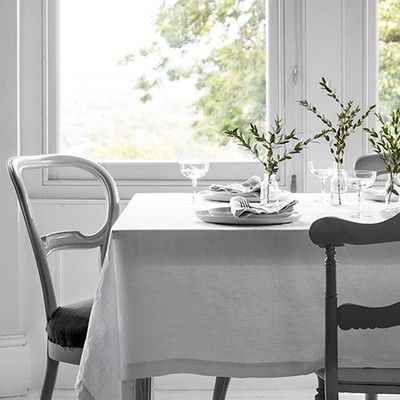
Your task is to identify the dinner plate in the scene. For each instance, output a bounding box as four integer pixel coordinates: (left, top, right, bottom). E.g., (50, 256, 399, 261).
(363, 188, 399, 202)
(199, 189, 291, 202)
(195, 208, 302, 225)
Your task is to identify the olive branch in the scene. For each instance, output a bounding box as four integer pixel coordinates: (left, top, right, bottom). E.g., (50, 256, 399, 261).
(365, 108, 400, 199)
(299, 77, 376, 167)
(224, 118, 324, 176)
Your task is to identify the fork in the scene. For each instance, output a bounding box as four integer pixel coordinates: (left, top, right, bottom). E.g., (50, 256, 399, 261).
(237, 196, 252, 210)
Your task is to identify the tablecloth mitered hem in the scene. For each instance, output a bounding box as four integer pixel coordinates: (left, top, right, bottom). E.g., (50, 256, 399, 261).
(122, 359, 325, 380)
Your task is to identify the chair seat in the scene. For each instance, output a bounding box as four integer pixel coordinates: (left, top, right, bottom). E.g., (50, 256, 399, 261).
(47, 299, 93, 348)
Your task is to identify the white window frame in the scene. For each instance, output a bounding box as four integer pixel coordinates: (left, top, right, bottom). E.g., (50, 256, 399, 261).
(18, 0, 300, 198)
(21, 0, 379, 198)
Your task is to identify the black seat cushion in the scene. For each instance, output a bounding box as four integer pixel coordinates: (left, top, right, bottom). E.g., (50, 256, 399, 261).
(47, 299, 93, 348)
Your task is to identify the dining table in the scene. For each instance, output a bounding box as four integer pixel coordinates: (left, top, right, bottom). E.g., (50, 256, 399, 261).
(75, 192, 400, 400)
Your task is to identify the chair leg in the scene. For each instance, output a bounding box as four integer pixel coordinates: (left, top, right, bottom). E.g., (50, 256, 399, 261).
(365, 394, 378, 400)
(40, 357, 59, 400)
(135, 378, 153, 400)
(315, 374, 325, 400)
(212, 377, 231, 400)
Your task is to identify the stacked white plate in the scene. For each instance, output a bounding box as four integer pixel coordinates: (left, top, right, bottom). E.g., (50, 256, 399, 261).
(195, 207, 301, 225)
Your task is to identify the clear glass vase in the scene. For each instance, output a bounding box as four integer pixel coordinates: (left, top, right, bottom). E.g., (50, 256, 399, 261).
(330, 167, 347, 206)
(260, 173, 279, 205)
(385, 173, 400, 205)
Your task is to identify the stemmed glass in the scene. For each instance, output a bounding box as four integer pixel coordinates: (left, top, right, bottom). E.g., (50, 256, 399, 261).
(344, 170, 377, 219)
(308, 161, 335, 202)
(179, 160, 210, 202)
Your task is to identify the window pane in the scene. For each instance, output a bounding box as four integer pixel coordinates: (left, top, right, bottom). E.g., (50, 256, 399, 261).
(378, 0, 400, 115)
(59, 0, 266, 161)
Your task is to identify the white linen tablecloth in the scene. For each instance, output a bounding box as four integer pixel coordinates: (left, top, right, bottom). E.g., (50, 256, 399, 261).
(76, 193, 400, 400)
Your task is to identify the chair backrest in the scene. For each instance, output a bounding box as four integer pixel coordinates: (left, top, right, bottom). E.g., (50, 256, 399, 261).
(7, 154, 120, 321)
(309, 214, 400, 397)
(354, 153, 387, 176)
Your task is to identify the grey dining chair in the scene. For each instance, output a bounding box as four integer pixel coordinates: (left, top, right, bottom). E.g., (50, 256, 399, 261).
(309, 213, 400, 400)
(354, 154, 387, 176)
(8, 154, 230, 400)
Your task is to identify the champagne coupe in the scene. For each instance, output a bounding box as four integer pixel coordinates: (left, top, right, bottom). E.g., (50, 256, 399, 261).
(308, 161, 335, 202)
(344, 170, 377, 219)
(179, 160, 210, 202)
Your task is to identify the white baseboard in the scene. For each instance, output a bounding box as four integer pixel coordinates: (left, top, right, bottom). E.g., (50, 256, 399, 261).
(0, 334, 28, 397)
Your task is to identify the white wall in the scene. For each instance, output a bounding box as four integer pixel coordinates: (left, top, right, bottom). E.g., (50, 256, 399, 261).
(0, 0, 377, 396)
(303, 0, 377, 192)
(0, 0, 28, 396)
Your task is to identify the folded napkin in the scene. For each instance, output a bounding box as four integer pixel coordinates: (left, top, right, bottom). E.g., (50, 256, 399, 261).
(209, 175, 261, 194)
(230, 196, 298, 219)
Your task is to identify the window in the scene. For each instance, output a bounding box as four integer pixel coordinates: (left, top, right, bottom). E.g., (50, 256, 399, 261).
(57, 0, 266, 162)
(38, 0, 377, 195)
(44, 0, 300, 193)
(378, 0, 400, 115)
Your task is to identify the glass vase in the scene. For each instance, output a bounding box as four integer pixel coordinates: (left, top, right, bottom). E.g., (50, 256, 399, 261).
(330, 167, 347, 206)
(385, 173, 400, 205)
(260, 173, 279, 205)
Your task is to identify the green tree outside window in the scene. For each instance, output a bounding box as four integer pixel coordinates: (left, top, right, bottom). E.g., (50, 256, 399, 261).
(379, 0, 400, 115)
(120, 0, 266, 145)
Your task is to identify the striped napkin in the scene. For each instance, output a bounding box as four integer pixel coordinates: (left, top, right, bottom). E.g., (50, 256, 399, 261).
(230, 196, 298, 218)
(209, 176, 261, 194)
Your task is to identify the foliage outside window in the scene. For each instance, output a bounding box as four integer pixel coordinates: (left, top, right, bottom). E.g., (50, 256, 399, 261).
(59, 0, 266, 161)
(57, 1, 400, 163)
(120, 0, 266, 147)
(379, 0, 400, 115)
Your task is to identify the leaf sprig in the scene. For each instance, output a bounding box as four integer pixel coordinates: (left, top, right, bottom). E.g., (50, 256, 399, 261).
(224, 118, 323, 175)
(365, 109, 400, 197)
(299, 77, 376, 166)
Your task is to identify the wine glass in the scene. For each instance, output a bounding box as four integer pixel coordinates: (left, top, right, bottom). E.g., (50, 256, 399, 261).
(344, 170, 377, 219)
(179, 160, 210, 202)
(308, 161, 335, 202)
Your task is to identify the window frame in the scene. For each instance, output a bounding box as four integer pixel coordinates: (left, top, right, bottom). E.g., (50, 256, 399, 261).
(26, 0, 301, 198)
(29, 0, 384, 199)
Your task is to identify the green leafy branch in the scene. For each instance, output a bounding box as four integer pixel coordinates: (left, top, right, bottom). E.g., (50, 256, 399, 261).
(299, 77, 376, 166)
(224, 118, 324, 175)
(365, 108, 400, 197)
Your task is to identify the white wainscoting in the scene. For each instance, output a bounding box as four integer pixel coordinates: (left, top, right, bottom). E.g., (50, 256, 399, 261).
(0, 334, 28, 397)
(21, 199, 316, 392)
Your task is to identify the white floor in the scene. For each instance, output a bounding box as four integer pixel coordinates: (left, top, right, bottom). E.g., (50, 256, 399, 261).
(7, 390, 400, 400)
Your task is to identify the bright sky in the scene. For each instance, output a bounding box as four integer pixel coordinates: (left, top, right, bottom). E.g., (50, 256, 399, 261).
(60, 0, 159, 74)
(58, 0, 249, 160)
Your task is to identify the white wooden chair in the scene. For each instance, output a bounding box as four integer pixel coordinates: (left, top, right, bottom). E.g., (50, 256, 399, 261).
(7, 154, 124, 399)
(309, 213, 400, 400)
(8, 154, 230, 400)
